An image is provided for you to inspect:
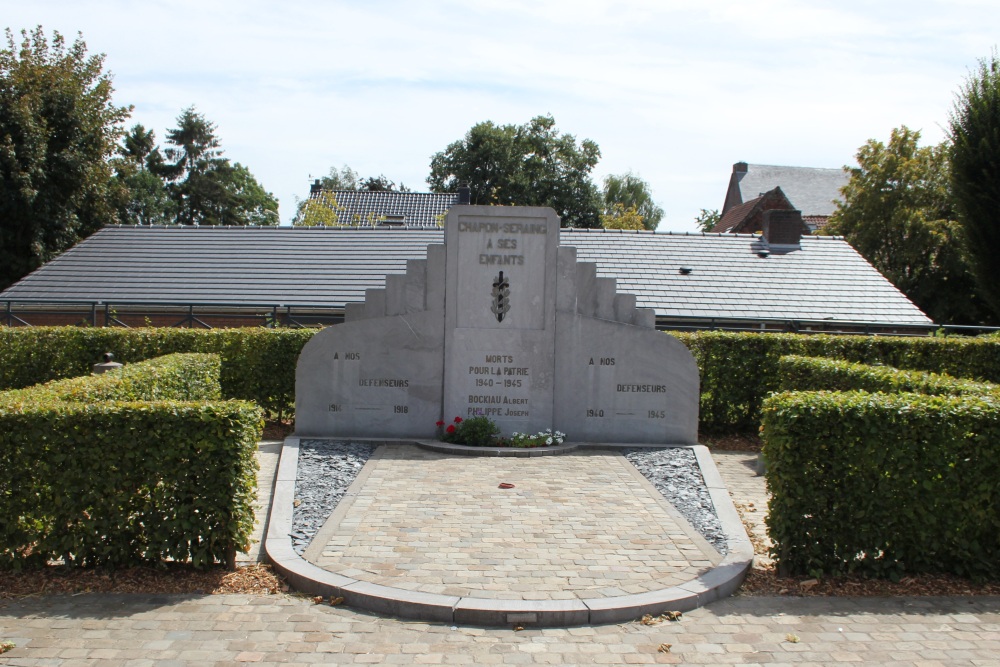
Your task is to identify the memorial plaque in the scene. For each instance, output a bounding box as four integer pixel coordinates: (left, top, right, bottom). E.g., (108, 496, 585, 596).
(443, 208, 559, 434)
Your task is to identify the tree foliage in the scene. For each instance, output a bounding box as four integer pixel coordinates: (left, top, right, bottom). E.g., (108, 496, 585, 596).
(826, 126, 988, 325)
(314, 164, 410, 192)
(112, 124, 174, 226)
(602, 172, 663, 230)
(600, 203, 646, 230)
(0, 27, 131, 289)
(427, 115, 602, 228)
(153, 107, 276, 226)
(950, 50, 1000, 321)
(695, 208, 721, 232)
(294, 191, 343, 227)
(117, 107, 278, 227)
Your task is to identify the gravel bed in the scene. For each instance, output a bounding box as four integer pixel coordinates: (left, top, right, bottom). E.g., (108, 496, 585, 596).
(292, 440, 374, 554)
(624, 447, 728, 555)
(292, 442, 727, 556)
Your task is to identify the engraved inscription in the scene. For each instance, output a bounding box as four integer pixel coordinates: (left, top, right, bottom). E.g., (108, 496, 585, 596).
(461, 352, 532, 418)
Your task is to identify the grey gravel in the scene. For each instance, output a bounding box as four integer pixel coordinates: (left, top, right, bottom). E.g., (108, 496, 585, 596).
(624, 447, 728, 555)
(292, 440, 374, 554)
(292, 441, 726, 557)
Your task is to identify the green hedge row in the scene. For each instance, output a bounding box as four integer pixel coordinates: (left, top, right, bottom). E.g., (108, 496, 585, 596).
(673, 332, 1000, 432)
(3, 327, 1000, 431)
(761, 390, 1000, 580)
(0, 327, 313, 417)
(0, 352, 222, 404)
(776, 355, 999, 397)
(0, 354, 263, 570)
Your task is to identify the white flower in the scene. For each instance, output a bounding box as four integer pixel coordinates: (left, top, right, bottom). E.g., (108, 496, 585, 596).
(546, 437, 553, 445)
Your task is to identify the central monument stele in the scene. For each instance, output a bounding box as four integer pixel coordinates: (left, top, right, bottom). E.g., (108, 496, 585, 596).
(295, 206, 698, 444)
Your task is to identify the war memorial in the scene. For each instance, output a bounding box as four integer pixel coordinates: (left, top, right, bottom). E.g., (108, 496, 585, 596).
(268, 205, 752, 626)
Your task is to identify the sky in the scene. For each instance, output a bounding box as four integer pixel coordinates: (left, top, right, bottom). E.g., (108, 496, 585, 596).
(6, 1, 999, 230)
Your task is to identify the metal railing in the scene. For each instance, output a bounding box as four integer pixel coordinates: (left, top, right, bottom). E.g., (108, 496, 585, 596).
(3, 299, 998, 336)
(2, 300, 345, 329)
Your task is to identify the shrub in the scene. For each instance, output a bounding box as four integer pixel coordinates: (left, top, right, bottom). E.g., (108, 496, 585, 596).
(0, 353, 263, 570)
(672, 331, 1000, 433)
(438, 416, 500, 446)
(761, 390, 1000, 581)
(776, 355, 998, 397)
(0, 352, 222, 404)
(0, 327, 313, 417)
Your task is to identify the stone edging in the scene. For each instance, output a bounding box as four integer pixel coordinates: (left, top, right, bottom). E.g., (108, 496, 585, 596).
(265, 437, 753, 627)
(415, 440, 579, 457)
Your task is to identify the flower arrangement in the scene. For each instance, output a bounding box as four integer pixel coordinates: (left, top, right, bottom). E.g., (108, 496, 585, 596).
(508, 428, 566, 448)
(435, 417, 566, 448)
(436, 416, 499, 447)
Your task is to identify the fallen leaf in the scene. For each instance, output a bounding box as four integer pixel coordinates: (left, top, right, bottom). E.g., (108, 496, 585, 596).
(312, 596, 324, 604)
(785, 633, 800, 643)
(658, 643, 672, 653)
(799, 579, 819, 591)
(328, 596, 345, 606)
(513, 625, 524, 632)
(293, 499, 302, 507)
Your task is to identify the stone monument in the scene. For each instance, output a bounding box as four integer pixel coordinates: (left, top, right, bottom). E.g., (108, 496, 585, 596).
(295, 206, 699, 443)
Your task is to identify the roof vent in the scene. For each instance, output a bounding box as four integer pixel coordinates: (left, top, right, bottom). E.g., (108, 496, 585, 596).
(757, 250, 770, 258)
(309, 179, 322, 195)
(761, 209, 803, 250)
(377, 214, 406, 227)
(678, 266, 693, 275)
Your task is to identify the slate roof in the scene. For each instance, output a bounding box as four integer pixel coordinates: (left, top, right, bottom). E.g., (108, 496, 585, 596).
(310, 190, 458, 228)
(723, 163, 849, 219)
(0, 226, 932, 326)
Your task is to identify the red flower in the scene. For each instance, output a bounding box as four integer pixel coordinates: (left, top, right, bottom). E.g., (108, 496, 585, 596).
(446, 424, 456, 433)
(436, 421, 444, 427)
(454, 416, 463, 423)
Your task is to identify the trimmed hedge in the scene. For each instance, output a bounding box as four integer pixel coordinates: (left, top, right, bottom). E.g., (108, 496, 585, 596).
(0, 352, 222, 404)
(3, 327, 1000, 431)
(776, 355, 999, 397)
(673, 331, 1000, 432)
(761, 390, 1000, 581)
(0, 354, 263, 570)
(0, 327, 313, 417)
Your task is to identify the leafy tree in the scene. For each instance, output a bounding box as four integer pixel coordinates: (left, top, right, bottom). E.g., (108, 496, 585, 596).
(157, 107, 277, 226)
(0, 27, 131, 289)
(112, 124, 174, 225)
(827, 126, 988, 325)
(427, 115, 603, 228)
(314, 164, 410, 192)
(695, 208, 721, 232)
(950, 50, 1000, 321)
(602, 172, 663, 230)
(601, 204, 645, 230)
(294, 191, 343, 227)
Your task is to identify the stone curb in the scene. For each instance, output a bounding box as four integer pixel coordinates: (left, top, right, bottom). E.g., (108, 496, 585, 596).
(415, 440, 579, 457)
(265, 437, 753, 627)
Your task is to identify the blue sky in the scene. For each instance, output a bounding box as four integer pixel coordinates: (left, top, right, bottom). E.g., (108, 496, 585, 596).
(7, 1, 999, 229)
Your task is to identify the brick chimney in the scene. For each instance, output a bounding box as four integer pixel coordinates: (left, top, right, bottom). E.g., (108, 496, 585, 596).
(762, 209, 803, 249)
(733, 161, 748, 173)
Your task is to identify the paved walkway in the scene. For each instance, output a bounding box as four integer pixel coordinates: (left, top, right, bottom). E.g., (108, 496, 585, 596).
(2, 592, 999, 665)
(303, 446, 720, 601)
(3, 447, 999, 664)
(711, 451, 772, 567)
